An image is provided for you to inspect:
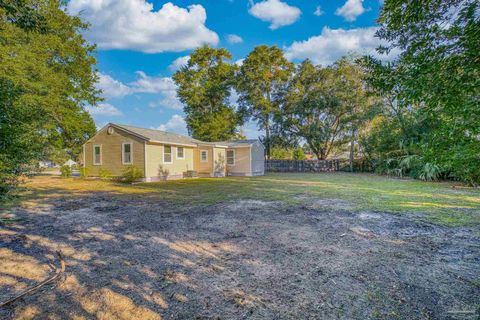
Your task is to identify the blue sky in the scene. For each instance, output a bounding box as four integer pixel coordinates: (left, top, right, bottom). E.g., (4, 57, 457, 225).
(67, 0, 386, 138)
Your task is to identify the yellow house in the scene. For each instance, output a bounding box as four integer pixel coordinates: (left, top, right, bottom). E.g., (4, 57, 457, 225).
(81, 123, 265, 181)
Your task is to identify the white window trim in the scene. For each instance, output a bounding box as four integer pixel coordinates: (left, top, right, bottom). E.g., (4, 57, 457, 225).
(122, 142, 133, 165)
(226, 149, 235, 165)
(163, 145, 173, 164)
(176, 146, 185, 160)
(93, 144, 102, 165)
(200, 149, 208, 162)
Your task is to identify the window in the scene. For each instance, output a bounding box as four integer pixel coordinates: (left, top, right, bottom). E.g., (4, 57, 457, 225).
(226, 150, 235, 165)
(93, 145, 102, 165)
(122, 143, 132, 164)
(200, 150, 208, 162)
(164, 145, 172, 163)
(177, 147, 184, 159)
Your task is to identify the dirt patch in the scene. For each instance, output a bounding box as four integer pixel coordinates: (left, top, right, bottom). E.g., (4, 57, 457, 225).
(0, 194, 479, 319)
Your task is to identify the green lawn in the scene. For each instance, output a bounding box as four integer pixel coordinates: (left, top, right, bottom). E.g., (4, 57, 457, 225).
(13, 173, 480, 227)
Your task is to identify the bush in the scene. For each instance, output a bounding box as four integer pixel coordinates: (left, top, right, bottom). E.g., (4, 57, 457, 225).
(79, 167, 90, 179)
(99, 167, 111, 180)
(377, 155, 444, 181)
(292, 148, 306, 160)
(60, 165, 72, 178)
(121, 165, 143, 183)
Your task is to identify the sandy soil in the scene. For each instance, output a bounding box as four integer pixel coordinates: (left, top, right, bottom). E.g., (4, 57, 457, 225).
(0, 193, 479, 319)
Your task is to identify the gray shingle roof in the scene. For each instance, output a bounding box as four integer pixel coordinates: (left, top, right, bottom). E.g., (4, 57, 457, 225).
(109, 123, 259, 148)
(215, 139, 259, 147)
(112, 123, 200, 146)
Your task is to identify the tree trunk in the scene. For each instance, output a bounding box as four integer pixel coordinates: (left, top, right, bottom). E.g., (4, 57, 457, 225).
(265, 115, 271, 160)
(349, 129, 355, 172)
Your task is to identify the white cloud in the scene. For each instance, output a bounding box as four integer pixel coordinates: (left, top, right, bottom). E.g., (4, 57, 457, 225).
(67, 0, 219, 53)
(130, 72, 183, 110)
(234, 58, 244, 66)
(96, 73, 132, 98)
(249, 0, 301, 30)
(335, 0, 365, 22)
(154, 114, 188, 135)
(96, 71, 183, 110)
(226, 34, 243, 44)
(130, 71, 176, 93)
(285, 26, 396, 66)
(168, 56, 190, 71)
(314, 5, 323, 16)
(86, 103, 123, 116)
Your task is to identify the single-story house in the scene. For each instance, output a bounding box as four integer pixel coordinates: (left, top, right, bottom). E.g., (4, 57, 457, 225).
(81, 123, 265, 181)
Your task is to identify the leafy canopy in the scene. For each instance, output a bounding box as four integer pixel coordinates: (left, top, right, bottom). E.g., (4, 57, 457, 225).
(237, 45, 293, 158)
(0, 0, 99, 197)
(173, 46, 243, 141)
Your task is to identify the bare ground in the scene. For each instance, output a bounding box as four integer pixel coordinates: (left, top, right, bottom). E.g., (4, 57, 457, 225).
(1, 192, 479, 319)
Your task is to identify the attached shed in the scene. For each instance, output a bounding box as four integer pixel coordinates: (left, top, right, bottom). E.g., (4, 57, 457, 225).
(223, 140, 265, 176)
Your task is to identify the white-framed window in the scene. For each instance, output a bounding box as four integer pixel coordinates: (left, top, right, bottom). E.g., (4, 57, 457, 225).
(122, 142, 133, 164)
(164, 145, 173, 164)
(177, 146, 184, 159)
(226, 149, 235, 165)
(200, 150, 208, 162)
(93, 145, 102, 165)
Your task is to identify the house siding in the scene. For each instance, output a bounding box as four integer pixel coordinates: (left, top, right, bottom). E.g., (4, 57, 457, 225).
(227, 147, 251, 176)
(145, 143, 194, 180)
(251, 141, 265, 176)
(193, 147, 214, 176)
(83, 127, 145, 177)
(213, 147, 226, 177)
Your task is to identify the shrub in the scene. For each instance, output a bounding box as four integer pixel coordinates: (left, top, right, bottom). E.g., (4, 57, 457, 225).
(99, 167, 111, 180)
(292, 148, 306, 160)
(79, 167, 90, 179)
(121, 165, 143, 183)
(60, 165, 72, 178)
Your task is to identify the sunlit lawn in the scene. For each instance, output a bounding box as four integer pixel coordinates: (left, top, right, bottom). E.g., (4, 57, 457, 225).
(12, 172, 480, 226)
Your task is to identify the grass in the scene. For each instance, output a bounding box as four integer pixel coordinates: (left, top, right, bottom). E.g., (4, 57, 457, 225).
(6, 172, 480, 227)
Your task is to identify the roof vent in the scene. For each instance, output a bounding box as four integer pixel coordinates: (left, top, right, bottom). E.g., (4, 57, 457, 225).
(107, 126, 115, 135)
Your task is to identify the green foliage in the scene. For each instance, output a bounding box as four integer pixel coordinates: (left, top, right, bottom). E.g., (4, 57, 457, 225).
(0, 0, 99, 198)
(237, 45, 294, 158)
(121, 166, 143, 183)
(79, 167, 90, 179)
(277, 58, 374, 160)
(60, 165, 72, 178)
(292, 148, 306, 160)
(363, 0, 480, 185)
(377, 155, 443, 182)
(99, 167, 111, 180)
(173, 46, 243, 141)
(271, 147, 292, 160)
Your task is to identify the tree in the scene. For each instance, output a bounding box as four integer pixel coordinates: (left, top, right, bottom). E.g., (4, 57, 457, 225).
(292, 147, 306, 160)
(333, 58, 376, 171)
(237, 45, 293, 159)
(173, 46, 243, 141)
(0, 0, 99, 197)
(364, 0, 480, 184)
(277, 60, 351, 160)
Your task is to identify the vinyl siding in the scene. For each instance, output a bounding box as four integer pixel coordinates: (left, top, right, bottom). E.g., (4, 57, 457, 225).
(145, 143, 194, 178)
(213, 147, 226, 176)
(226, 147, 251, 175)
(83, 127, 145, 177)
(193, 147, 214, 175)
(251, 141, 265, 175)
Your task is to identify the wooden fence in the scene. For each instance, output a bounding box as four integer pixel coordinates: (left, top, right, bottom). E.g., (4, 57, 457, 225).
(265, 159, 340, 172)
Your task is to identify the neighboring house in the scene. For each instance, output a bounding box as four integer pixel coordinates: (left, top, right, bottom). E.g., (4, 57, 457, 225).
(64, 159, 77, 167)
(81, 123, 265, 181)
